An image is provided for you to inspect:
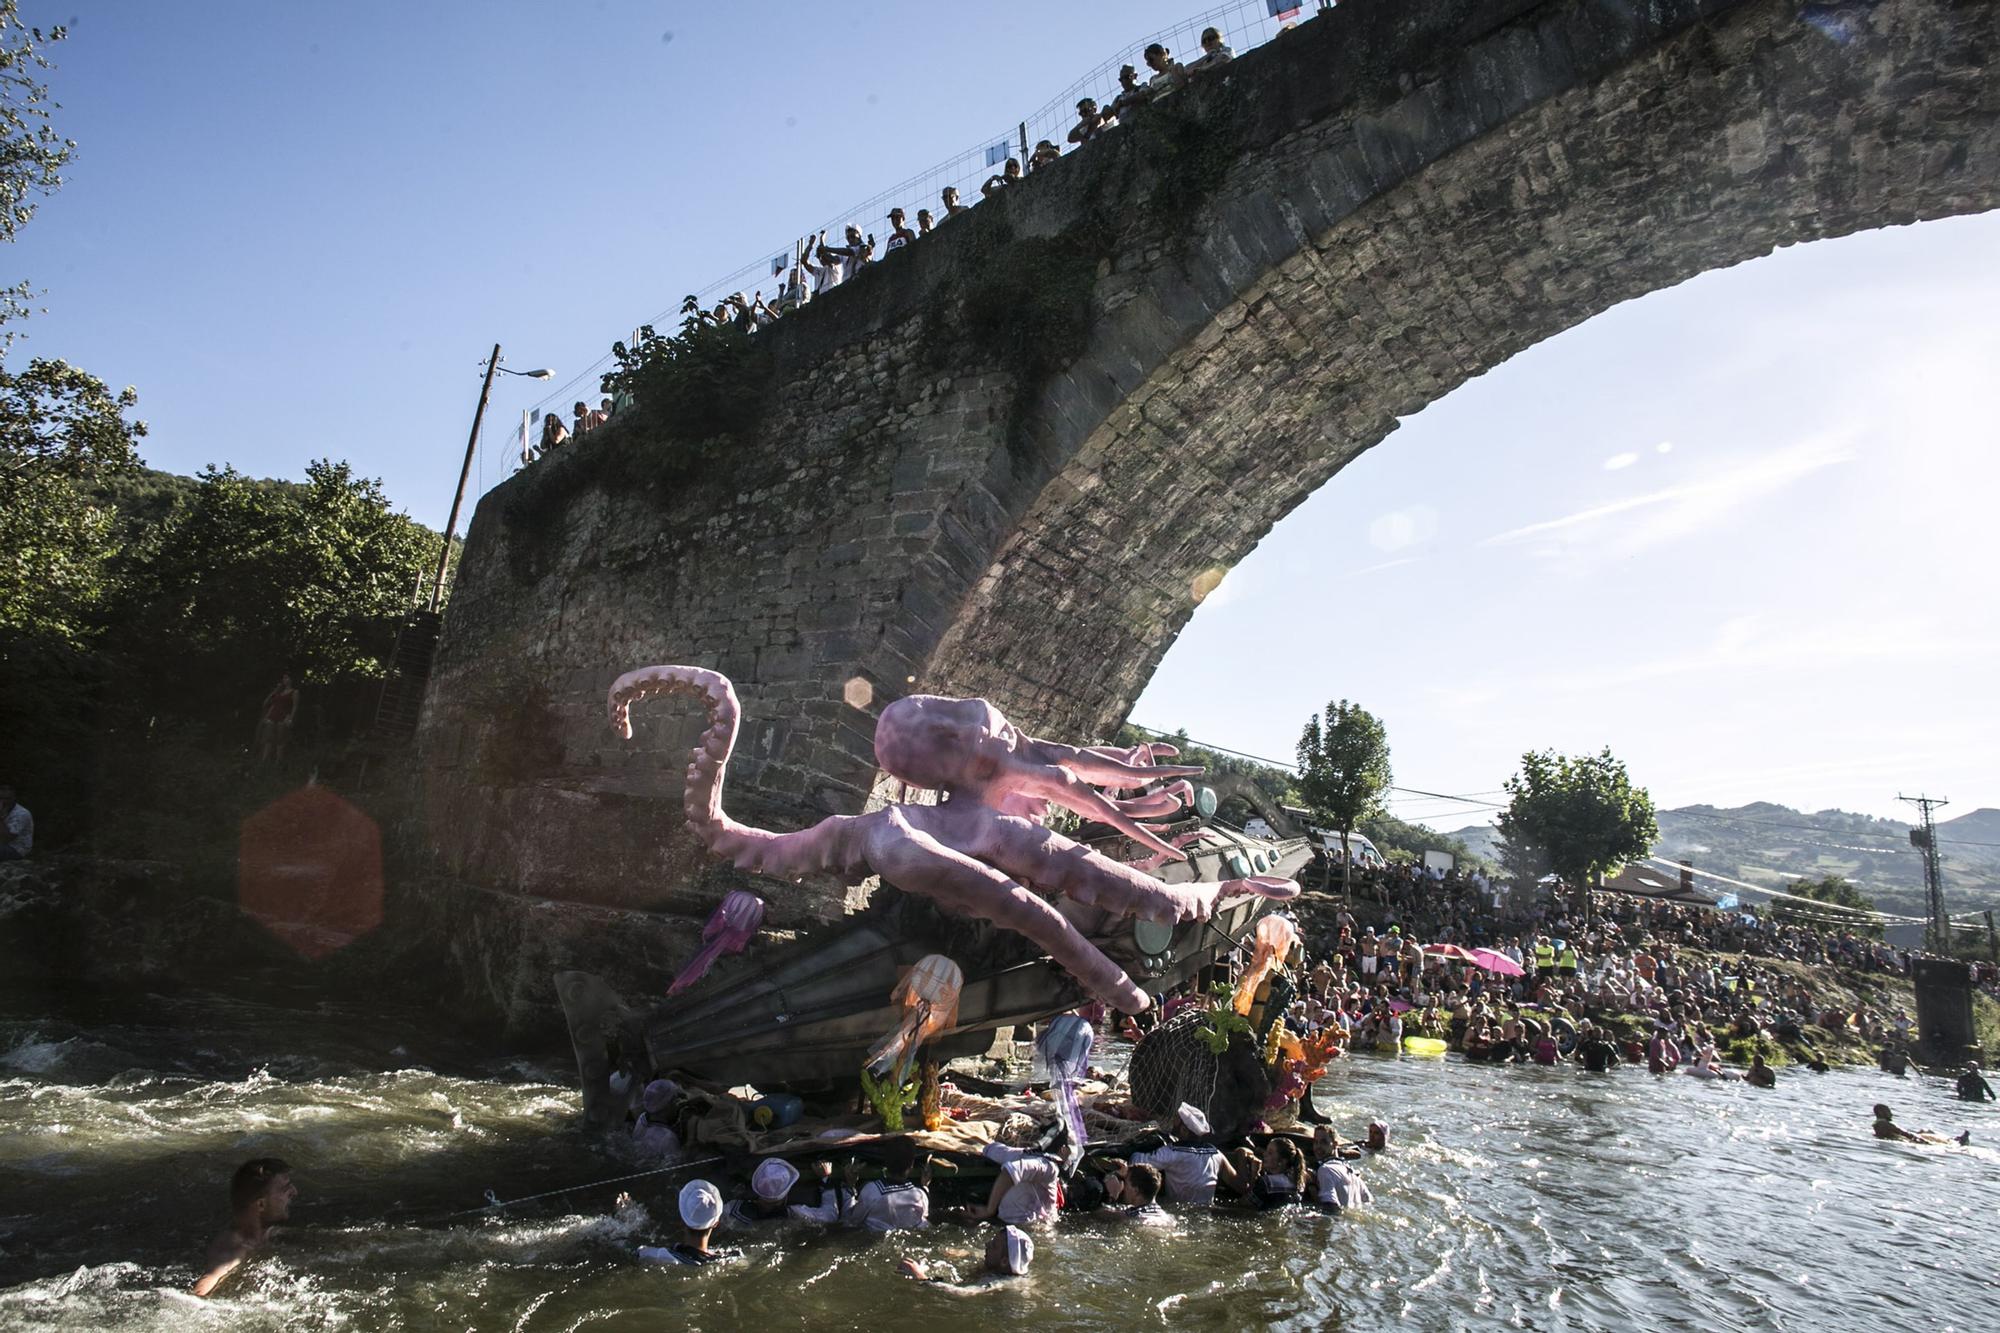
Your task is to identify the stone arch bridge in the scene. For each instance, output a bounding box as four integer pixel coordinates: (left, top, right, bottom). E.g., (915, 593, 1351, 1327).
(419, 0, 1997, 950)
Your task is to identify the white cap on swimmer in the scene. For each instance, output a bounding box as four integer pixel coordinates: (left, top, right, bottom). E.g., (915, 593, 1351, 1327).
(678, 1179, 724, 1230)
(752, 1158, 799, 1201)
(1002, 1224, 1035, 1275)
(642, 1079, 681, 1114)
(1176, 1103, 1210, 1137)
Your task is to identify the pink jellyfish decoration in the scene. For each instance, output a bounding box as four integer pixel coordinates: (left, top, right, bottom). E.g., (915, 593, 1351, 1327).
(667, 889, 766, 996)
(864, 954, 963, 1079)
(1037, 1013, 1094, 1167)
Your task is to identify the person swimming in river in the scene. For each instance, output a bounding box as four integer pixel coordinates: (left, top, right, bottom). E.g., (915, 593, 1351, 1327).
(636, 1180, 743, 1265)
(1872, 1104, 1969, 1146)
(1957, 1061, 1996, 1103)
(192, 1157, 296, 1297)
(899, 1224, 1035, 1286)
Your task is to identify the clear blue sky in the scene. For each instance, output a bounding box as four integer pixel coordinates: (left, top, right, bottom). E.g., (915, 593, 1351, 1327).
(15, 2, 1997, 825)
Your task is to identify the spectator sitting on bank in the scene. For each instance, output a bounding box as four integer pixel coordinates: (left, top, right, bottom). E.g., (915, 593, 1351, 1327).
(256, 675, 297, 765)
(1142, 43, 1187, 95)
(572, 401, 593, 438)
(1109, 63, 1149, 120)
(1028, 139, 1062, 172)
(940, 184, 968, 218)
(916, 208, 935, 236)
(1068, 97, 1116, 146)
(884, 207, 918, 253)
(596, 396, 615, 424)
(0, 784, 31, 862)
(1188, 26, 1234, 72)
(536, 411, 569, 457)
(981, 157, 1022, 197)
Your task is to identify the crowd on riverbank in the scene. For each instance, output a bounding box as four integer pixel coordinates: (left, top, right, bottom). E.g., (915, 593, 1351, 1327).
(1263, 862, 1999, 1084)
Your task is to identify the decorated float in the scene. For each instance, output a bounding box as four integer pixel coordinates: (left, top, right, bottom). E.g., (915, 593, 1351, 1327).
(557, 665, 1331, 1171)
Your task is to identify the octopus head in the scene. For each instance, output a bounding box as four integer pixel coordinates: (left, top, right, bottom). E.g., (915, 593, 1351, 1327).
(874, 694, 1020, 794)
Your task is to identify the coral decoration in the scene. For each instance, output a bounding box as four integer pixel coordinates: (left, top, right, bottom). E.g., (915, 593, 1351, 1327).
(667, 889, 765, 995)
(1232, 914, 1300, 1017)
(607, 666, 1299, 1013)
(918, 1060, 945, 1132)
(863, 954, 963, 1080)
(861, 1066, 919, 1131)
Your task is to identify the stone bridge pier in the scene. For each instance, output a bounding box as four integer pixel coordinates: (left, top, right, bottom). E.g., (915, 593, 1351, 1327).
(418, 0, 1998, 966)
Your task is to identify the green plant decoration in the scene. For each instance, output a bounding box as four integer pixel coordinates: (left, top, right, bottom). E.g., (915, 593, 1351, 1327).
(861, 1065, 920, 1132)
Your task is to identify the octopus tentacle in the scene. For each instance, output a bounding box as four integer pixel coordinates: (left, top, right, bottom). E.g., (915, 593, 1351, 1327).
(607, 665, 869, 879)
(1104, 779, 1195, 821)
(867, 811, 1150, 1013)
(1014, 766, 1191, 860)
(978, 817, 1298, 925)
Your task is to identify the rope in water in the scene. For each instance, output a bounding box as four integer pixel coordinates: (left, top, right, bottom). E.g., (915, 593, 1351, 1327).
(439, 1154, 731, 1219)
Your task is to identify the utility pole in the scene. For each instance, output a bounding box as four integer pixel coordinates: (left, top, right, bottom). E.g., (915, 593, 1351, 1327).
(1899, 793, 1948, 954)
(428, 343, 502, 614)
(1985, 909, 1997, 965)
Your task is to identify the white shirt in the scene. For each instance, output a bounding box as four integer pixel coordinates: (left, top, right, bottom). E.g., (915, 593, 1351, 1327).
(984, 1144, 1062, 1226)
(1133, 1143, 1222, 1206)
(3, 804, 30, 855)
(851, 1179, 929, 1232)
(1314, 1162, 1372, 1211)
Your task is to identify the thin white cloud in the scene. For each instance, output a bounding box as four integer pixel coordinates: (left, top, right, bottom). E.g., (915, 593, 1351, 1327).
(1343, 556, 1417, 578)
(1480, 436, 1855, 556)
(1602, 451, 1639, 470)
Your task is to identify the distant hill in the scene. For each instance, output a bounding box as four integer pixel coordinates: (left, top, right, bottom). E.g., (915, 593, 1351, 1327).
(1447, 803, 2000, 920)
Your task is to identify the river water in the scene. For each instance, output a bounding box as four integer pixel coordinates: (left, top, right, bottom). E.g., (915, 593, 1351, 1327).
(2, 980, 1994, 1332)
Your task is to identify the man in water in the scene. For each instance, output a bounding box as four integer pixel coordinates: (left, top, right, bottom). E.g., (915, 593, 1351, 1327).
(899, 1224, 1034, 1285)
(636, 1180, 741, 1265)
(1957, 1061, 1996, 1103)
(1745, 1054, 1776, 1088)
(1872, 1104, 1969, 1146)
(1103, 1161, 1174, 1225)
(1577, 1024, 1620, 1073)
(192, 1157, 296, 1297)
(791, 1136, 931, 1230)
(1310, 1127, 1373, 1214)
(1133, 1103, 1240, 1205)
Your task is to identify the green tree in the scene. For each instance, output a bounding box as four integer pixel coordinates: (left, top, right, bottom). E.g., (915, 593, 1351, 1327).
(109, 460, 444, 718)
(1497, 747, 1658, 913)
(0, 357, 145, 643)
(1296, 700, 1392, 899)
(1770, 874, 1882, 939)
(0, 8, 72, 334)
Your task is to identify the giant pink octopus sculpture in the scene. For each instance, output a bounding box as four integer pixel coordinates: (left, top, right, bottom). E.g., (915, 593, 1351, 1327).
(608, 665, 1298, 1014)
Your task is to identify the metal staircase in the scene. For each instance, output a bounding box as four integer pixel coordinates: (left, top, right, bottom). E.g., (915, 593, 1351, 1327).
(371, 611, 442, 742)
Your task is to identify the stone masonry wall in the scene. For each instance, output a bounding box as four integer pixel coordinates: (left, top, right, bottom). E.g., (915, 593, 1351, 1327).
(421, 0, 1999, 934)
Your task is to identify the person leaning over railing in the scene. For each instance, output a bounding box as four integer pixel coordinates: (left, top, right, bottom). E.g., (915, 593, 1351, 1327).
(981, 157, 1022, 198)
(940, 184, 968, 219)
(1068, 96, 1117, 146)
(1141, 42, 1188, 96)
(1188, 26, 1235, 74)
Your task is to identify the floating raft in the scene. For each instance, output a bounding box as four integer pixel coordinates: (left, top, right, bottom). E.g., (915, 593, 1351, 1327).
(559, 828, 1314, 1111)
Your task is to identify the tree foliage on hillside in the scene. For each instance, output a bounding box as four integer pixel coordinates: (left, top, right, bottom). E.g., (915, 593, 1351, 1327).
(1770, 874, 1882, 939)
(1297, 700, 1391, 894)
(1498, 747, 1658, 898)
(107, 461, 443, 713)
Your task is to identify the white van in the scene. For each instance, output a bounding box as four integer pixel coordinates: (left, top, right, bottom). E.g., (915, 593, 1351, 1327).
(1312, 829, 1386, 870)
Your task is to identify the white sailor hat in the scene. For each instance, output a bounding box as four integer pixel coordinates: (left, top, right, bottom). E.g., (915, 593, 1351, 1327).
(752, 1157, 800, 1201)
(1176, 1103, 1210, 1137)
(678, 1179, 724, 1230)
(1002, 1224, 1035, 1275)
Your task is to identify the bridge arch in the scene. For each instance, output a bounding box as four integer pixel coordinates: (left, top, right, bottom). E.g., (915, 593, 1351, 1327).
(421, 0, 1997, 924)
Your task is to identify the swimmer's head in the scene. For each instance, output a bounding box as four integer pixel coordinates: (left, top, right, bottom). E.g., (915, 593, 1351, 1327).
(1873, 1104, 1892, 1119)
(230, 1157, 295, 1224)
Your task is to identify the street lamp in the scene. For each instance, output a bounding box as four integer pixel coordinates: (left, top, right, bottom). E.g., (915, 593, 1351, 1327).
(427, 344, 551, 613)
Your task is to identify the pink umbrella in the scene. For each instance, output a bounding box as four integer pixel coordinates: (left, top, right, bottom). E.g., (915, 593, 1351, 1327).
(1424, 944, 1480, 963)
(1469, 947, 1525, 978)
